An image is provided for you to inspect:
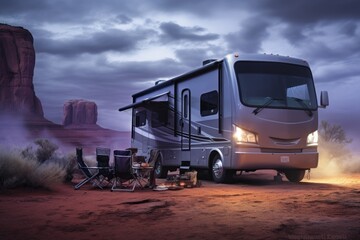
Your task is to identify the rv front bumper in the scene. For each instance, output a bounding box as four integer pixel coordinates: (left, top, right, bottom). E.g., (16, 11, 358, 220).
(232, 150, 318, 170)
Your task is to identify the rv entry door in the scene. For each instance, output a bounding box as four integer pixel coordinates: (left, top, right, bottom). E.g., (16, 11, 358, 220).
(181, 89, 191, 151)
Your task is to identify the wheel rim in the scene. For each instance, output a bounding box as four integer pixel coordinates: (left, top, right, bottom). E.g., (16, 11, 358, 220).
(212, 158, 223, 179)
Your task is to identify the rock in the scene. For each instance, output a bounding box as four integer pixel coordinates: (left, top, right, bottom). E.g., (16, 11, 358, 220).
(63, 99, 98, 126)
(0, 24, 124, 151)
(0, 24, 44, 117)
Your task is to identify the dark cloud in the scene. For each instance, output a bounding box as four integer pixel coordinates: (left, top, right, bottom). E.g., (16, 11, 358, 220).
(258, 0, 360, 25)
(115, 14, 132, 24)
(281, 21, 360, 59)
(285, 22, 360, 66)
(34, 54, 189, 125)
(0, 0, 49, 15)
(145, 0, 217, 15)
(339, 21, 358, 37)
(253, 0, 360, 56)
(313, 57, 360, 84)
(175, 47, 224, 68)
(225, 18, 270, 53)
(175, 48, 210, 68)
(105, 58, 189, 82)
(159, 22, 219, 43)
(1, 0, 359, 133)
(148, 0, 252, 16)
(35, 28, 156, 56)
(0, 0, 139, 25)
(281, 25, 308, 45)
(36, 54, 187, 92)
(54, 56, 183, 84)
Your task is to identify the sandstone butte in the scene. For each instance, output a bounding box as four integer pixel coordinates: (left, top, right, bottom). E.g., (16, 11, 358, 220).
(63, 99, 98, 127)
(0, 24, 127, 151)
(0, 23, 43, 118)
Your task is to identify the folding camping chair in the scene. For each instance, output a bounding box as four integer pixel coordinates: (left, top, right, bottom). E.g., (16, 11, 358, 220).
(111, 150, 141, 192)
(74, 148, 104, 190)
(96, 147, 113, 186)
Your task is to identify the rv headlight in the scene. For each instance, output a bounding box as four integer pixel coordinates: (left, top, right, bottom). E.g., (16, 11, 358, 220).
(307, 130, 319, 145)
(234, 126, 257, 144)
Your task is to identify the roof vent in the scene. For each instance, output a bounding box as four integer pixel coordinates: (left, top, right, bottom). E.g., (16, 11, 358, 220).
(202, 59, 216, 66)
(155, 80, 166, 85)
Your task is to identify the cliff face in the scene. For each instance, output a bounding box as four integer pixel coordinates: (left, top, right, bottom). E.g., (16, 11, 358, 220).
(63, 99, 98, 126)
(0, 24, 126, 151)
(0, 24, 44, 117)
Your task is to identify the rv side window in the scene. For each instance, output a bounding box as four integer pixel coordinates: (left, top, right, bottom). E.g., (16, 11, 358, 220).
(200, 90, 219, 116)
(151, 102, 169, 127)
(183, 94, 189, 119)
(135, 110, 147, 127)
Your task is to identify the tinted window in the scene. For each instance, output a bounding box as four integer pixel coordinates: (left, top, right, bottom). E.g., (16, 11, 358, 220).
(200, 90, 219, 116)
(135, 110, 146, 127)
(150, 102, 169, 127)
(235, 61, 317, 110)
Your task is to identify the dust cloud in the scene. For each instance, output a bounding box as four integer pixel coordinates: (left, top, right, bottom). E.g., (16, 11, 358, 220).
(0, 114, 32, 149)
(0, 114, 68, 155)
(314, 138, 360, 178)
(0, 113, 131, 160)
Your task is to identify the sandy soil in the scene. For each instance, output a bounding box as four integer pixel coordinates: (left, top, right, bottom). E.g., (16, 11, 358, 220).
(0, 171, 359, 240)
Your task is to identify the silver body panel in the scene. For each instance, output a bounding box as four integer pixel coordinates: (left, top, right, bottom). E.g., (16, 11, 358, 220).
(122, 53, 319, 172)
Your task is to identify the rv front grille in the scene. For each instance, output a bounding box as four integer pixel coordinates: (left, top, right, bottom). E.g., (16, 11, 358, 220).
(260, 148, 303, 153)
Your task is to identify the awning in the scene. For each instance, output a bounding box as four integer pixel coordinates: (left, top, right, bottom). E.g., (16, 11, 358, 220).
(118, 91, 170, 112)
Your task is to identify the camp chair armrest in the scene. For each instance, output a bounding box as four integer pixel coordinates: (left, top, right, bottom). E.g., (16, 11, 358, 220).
(80, 166, 110, 170)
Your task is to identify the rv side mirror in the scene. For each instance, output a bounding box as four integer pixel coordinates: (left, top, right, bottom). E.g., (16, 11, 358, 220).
(320, 91, 329, 108)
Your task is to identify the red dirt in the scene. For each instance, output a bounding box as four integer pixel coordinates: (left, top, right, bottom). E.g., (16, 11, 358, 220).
(1, 171, 359, 240)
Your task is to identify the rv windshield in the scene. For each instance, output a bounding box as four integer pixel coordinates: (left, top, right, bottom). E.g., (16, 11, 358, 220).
(235, 61, 317, 111)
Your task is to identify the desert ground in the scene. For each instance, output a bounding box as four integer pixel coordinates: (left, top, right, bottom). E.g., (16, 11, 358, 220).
(0, 170, 359, 240)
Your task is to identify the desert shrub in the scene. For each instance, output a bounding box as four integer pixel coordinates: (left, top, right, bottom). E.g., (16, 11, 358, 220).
(34, 139, 59, 163)
(0, 148, 38, 187)
(26, 161, 66, 188)
(66, 153, 77, 181)
(47, 152, 77, 182)
(0, 139, 77, 189)
(0, 148, 65, 189)
(21, 138, 59, 163)
(319, 121, 352, 144)
(20, 139, 76, 182)
(21, 145, 37, 161)
(319, 121, 352, 161)
(318, 121, 358, 174)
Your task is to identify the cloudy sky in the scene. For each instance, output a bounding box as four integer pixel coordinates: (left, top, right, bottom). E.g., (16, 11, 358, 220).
(1, 0, 359, 147)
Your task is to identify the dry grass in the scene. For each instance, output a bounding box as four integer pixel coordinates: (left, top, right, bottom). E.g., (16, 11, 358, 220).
(0, 140, 76, 189)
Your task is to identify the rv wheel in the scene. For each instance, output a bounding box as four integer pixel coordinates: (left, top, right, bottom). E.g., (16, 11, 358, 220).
(211, 155, 232, 183)
(154, 156, 167, 178)
(284, 169, 305, 183)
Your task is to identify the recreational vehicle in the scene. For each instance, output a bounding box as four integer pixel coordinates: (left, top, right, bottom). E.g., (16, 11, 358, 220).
(119, 53, 329, 183)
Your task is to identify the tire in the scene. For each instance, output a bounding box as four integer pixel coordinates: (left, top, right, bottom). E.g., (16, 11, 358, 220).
(154, 156, 167, 178)
(284, 169, 306, 183)
(211, 154, 233, 183)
